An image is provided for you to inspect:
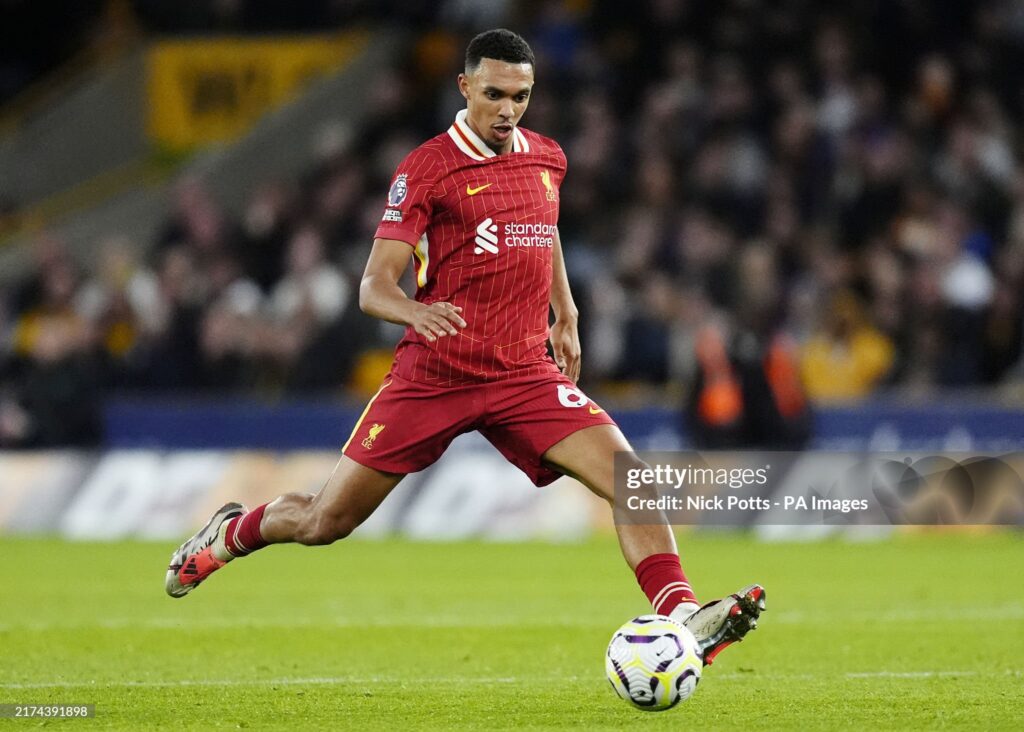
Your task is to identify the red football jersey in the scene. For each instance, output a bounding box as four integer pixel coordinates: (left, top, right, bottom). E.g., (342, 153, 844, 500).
(374, 109, 567, 386)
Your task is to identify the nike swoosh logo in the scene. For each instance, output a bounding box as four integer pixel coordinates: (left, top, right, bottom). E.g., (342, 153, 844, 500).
(466, 183, 492, 196)
(589, 406, 605, 415)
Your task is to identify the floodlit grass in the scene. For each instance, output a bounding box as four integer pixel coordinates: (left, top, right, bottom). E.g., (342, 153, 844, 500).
(1, 532, 1021, 729)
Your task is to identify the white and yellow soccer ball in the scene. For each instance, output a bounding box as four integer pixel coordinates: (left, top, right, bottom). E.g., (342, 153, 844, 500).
(605, 614, 702, 711)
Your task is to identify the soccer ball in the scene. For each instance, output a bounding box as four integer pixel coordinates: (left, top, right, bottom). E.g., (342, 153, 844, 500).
(605, 614, 702, 710)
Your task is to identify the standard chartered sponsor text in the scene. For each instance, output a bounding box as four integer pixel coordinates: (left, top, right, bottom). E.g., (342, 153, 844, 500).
(503, 221, 555, 247)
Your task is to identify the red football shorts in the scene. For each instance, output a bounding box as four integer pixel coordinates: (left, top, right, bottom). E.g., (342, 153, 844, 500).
(342, 366, 617, 486)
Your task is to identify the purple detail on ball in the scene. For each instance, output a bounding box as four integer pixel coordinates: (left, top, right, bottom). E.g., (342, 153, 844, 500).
(623, 634, 659, 644)
(631, 675, 658, 706)
(610, 658, 631, 691)
(676, 668, 697, 690)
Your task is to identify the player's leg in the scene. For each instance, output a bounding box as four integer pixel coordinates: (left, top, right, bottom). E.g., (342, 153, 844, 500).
(166, 372, 477, 598)
(541, 423, 765, 665)
(477, 376, 705, 615)
(166, 456, 402, 597)
(539, 424, 675, 567)
(539, 424, 699, 607)
(259, 456, 403, 545)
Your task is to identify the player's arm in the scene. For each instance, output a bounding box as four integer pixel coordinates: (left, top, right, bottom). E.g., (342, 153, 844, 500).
(549, 228, 581, 382)
(359, 238, 466, 343)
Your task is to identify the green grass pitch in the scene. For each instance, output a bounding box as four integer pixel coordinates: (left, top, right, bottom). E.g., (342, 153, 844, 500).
(1, 532, 1021, 730)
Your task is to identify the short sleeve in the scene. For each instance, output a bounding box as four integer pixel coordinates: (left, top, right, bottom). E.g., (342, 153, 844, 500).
(374, 148, 438, 247)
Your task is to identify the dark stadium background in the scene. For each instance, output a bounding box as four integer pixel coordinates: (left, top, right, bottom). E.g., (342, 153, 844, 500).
(3, 1, 1024, 455)
(3, 1, 1024, 450)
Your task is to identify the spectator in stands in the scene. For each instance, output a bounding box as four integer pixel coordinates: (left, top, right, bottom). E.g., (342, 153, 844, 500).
(267, 224, 355, 391)
(240, 182, 299, 291)
(131, 246, 204, 390)
(0, 311, 101, 447)
(155, 177, 242, 268)
(268, 224, 349, 332)
(76, 237, 163, 369)
(685, 243, 810, 448)
(801, 291, 895, 402)
(0, 236, 103, 446)
(11, 252, 89, 360)
(614, 272, 679, 384)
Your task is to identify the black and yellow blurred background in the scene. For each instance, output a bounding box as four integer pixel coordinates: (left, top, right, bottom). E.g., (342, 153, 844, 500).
(0, 1, 1022, 508)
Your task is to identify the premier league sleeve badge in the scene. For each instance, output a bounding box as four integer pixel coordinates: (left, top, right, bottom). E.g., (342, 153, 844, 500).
(388, 174, 409, 207)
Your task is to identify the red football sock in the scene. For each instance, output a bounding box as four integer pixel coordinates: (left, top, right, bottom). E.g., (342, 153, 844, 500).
(223, 503, 270, 557)
(635, 553, 698, 616)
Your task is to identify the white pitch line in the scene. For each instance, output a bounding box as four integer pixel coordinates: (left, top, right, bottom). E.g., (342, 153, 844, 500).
(0, 617, 586, 633)
(1, 604, 1021, 633)
(711, 673, 818, 681)
(713, 670, 1019, 681)
(0, 676, 526, 690)
(845, 671, 977, 679)
(772, 605, 1024, 624)
(2, 671, 1018, 690)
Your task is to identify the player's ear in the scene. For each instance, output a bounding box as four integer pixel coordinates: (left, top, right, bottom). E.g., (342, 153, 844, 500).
(457, 73, 470, 101)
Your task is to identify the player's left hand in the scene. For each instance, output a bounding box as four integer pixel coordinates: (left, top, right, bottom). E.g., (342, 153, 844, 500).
(550, 317, 581, 382)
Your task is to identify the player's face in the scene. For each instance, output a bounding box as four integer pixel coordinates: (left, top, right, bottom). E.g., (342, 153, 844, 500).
(458, 58, 534, 153)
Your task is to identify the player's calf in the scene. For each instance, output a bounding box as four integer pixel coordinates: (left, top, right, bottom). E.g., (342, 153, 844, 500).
(291, 505, 359, 545)
(635, 553, 701, 618)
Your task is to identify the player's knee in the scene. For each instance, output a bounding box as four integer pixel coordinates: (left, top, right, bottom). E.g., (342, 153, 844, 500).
(297, 512, 357, 546)
(325, 514, 358, 542)
(621, 454, 648, 476)
(600, 453, 650, 506)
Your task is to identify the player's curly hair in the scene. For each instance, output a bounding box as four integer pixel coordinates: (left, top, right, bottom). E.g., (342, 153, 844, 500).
(465, 29, 535, 73)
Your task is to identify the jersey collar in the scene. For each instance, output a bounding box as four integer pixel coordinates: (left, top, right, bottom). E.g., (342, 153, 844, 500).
(447, 109, 530, 160)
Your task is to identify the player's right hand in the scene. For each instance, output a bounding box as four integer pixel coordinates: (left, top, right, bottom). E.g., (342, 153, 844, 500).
(412, 302, 466, 342)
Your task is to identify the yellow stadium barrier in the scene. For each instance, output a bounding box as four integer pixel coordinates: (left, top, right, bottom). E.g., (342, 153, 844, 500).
(146, 32, 366, 150)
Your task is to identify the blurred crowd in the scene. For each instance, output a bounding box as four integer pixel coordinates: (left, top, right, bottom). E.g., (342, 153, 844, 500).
(3, 0, 1024, 446)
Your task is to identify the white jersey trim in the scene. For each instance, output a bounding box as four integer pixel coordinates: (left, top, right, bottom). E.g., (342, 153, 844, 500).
(513, 126, 530, 152)
(449, 109, 529, 160)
